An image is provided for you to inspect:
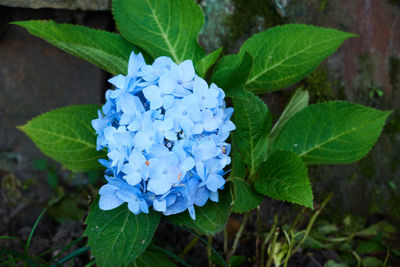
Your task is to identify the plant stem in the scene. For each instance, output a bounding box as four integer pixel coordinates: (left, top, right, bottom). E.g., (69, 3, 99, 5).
(227, 213, 249, 261)
(352, 251, 361, 267)
(260, 214, 278, 267)
(283, 231, 295, 267)
(24, 208, 46, 256)
(289, 207, 305, 232)
(255, 206, 261, 261)
(383, 248, 390, 267)
(223, 228, 228, 255)
(291, 192, 333, 256)
(207, 235, 213, 267)
(266, 227, 280, 267)
(179, 236, 199, 258)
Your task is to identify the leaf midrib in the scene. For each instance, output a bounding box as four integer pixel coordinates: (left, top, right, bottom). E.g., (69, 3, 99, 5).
(298, 116, 380, 158)
(145, 0, 179, 63)
(24, 126, 96, 149)
(245, 35, 347, 85)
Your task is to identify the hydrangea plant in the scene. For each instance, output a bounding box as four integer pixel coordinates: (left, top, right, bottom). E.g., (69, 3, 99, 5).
(14, 0, 391, 266)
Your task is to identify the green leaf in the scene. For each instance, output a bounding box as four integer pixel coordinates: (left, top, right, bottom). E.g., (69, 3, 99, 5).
(237, 24, 356, 93)
(113, 0, 205, 63)
(230, 148, 247, 178)
(232, 91, 272, 175)
(211, 53, 253, 99)
(84, 197, 161, 267)
(362, 257, 383, 267)
(128, 249, 176, 267)
(229, 177, 263, 213)
(228, 255, 247, 267)
(46, 170, 59, 189)
(169, 185, 232, 235)
(12, 20, 140, 75)
(254, 151, 313, 208)
(323, 260, 348, 267)
(32, 158, 48, 171)
(270, 88, 309, 143)
(195, 47, 223, 78)
(18, 105, 105, 172)
(356, 240, 385, 254)
(269, 101, 391, 165)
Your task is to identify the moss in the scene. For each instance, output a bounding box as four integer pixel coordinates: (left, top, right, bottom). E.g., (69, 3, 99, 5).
(303, 67, 334, 103)
(389, 56, 400, 91)
(224, 0, 284, 50)
(388, 0, 400, 6)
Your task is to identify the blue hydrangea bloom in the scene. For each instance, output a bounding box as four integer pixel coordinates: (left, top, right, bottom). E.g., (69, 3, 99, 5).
(92, 51, 235, 220)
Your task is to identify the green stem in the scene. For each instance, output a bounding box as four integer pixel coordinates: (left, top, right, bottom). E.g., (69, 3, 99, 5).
(227, 213, 249, 261)
(291, 193, 333, 255)
(352, 251, 361, 267)
(207, 235, 213, 267)
(283, 231, 295, 267)
(24, 208, 46, 256)
(289, 207, 305, 232)
(179, 236, 199, 258)
(260, 214, 278, 267)
(50, 236, 84, 262)
(223, 228, 228, 255)
(266, 228, 280, 267)
(256, 206, 261, 261)
(383, 248, 390, 267)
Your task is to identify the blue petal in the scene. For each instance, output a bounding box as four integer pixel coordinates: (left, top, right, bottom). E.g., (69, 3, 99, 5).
(153, 199, 167, 212)
(180, 157, 195, 172)
(194, 186, 209, 207)
(163, 95, 175, 109)
(128, 52, 146, 76)
(99, 192, 124, 210)
(206, 174, 225, 192)
(143, 85, 163, 110)
(108, 74, 126, 89)
(147, 178, 172, 195)
(120, 94, 144, 115)
(209, 191, 219, 202)
(128, 201, 140, 214)
(159, 73, 176, 94)
(139, 199, 149, 213)
(179, 60, 195, 81)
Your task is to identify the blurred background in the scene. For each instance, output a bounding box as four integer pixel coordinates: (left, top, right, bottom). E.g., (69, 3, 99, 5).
(0, 0, 399, 266)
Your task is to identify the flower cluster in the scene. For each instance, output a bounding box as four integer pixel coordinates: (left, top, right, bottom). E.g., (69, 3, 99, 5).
(92, 52, 235, 219)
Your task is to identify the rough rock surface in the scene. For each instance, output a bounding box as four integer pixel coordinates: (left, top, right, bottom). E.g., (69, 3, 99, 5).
(0, 0, 110, 11)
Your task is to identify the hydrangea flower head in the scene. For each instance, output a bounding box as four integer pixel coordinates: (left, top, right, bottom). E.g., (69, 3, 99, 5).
(92, 51, 235, 219)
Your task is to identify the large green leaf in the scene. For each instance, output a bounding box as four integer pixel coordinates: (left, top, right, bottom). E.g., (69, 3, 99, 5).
(236, 24, 356, 93)
(270, 88, 309, 143)
(232, 91, 272, 175)
(18, 105, 105, 172)
(230, 148, 247, 178)
(128, 249, 176, 267)
(269, 101, 391, 165)
(84, 197, 161, 267)
(113, 0, 205, 63)
(12, 20, 140, 75)
(254, 151, 313, 208)
(169, 185, 232, 235)
(229, 177, 263, 213)
(211, 53, 253, 99)
(195, 47, 222, 78)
